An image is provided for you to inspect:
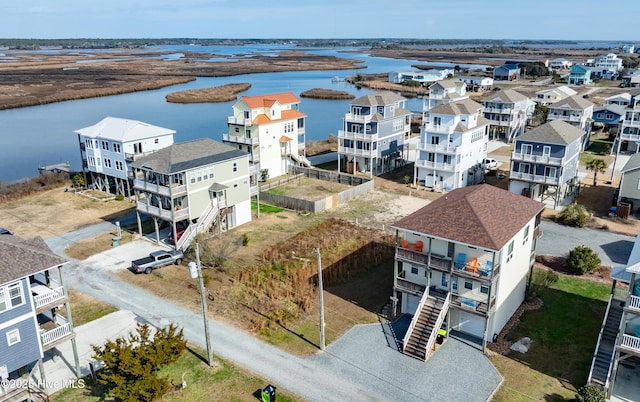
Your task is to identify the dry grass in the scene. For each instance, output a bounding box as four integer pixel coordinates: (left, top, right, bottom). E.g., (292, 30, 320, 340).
(266, 176, 351, 200)
(65, 230, 134, 260)
(66, 289, 118, 327)
(165, 83, 251, 103)
(0, 186, 134, 237)
(300, 88, 354, 100)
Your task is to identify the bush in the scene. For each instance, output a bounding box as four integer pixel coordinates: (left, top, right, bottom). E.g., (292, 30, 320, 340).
(565, 245, 601, 274)
(528, 268, 559, 297)
(241, 233, 249, 246)
(557, 203, 588, 227)
(72, 173, 85, 188)
(576, 384, 605, 402)
(115, 193, 125, 201)
(403, 175, 411, 185)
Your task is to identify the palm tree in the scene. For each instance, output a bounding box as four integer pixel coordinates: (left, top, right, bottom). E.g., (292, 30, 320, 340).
(586, 158, 608, 186)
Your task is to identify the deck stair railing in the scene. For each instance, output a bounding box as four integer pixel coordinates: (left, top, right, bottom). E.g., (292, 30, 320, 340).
(423, 292, 450, 360)
(402, 290, 431, 354)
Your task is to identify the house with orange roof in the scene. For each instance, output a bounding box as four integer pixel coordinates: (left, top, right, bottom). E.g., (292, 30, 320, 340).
(223, 92, 309, 181)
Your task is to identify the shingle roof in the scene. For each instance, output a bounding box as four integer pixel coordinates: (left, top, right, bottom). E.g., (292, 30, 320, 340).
(241, 92, 300, 108)
(0, 236, 67, 285)
(594, 104, 626, 116)
(482, 89, 528, 103)
(392, 184, 544, 250)
(253, 109, 306, 124)
(130, 138, 247, 174)
(431, 79, 461, 90)
(351, 91, 406, 106)
(549, 95, 593, 110)
(430, 98, 483, 115)
(621, 153, 640, 173)
(517, 120, 584, 145)
(74, 117, 176, 142)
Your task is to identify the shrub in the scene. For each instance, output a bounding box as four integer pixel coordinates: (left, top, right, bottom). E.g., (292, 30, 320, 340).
(260, 169, 269, 182)
(565, 245, 601, 274)
(403, 175, 411, 185)
(115, 193, 125, 201)
(72, 173, 85, 188)
(241, 233, 249, 246)
(576, 384, 605, 402)
(528, 268, 559, 297)
(557, 203, 588, 227)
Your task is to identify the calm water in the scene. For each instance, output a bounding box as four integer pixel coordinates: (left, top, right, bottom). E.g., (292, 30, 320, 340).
(1, 45, 443, 183)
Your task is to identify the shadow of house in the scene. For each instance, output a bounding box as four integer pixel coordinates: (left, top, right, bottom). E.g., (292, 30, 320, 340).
(601, 239, 635, 265)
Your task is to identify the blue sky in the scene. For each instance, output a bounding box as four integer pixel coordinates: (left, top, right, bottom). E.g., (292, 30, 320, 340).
(1, 1, 638, 41)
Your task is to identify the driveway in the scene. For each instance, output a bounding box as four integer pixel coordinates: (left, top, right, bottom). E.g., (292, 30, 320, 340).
(46, 227, 502, 401)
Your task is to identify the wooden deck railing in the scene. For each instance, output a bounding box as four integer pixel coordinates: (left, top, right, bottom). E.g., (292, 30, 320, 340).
(33, 286, 66, 309)
(41, 323, 72, 346)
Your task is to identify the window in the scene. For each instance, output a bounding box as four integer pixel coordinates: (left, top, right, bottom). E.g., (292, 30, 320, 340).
(104, 158, 112, 168)
(233, 163, 237, 172)
(115, 161, 123, 171)
(235, 127, 240, 133)
(88, 156, 95, 167)
(85, 139, 93, 149)
(521, 144, 533, 155)
(0, 288, 5, 312)
(96, 157, 101, 167)
(480, 285, 489, 294)
(9, 283, 23, 308)
(113, 143, 121, 153)
(101, 140, 109, 150)
(523, 225, 530, 241)
(411, 267, 419, 275)
(452, 276, 458, 292)
(441, 273, 449, 287)
(154, 139, 159, 144)
(464, 280, 473, 290)
(189, 172, 196, 184)
(6, 329, 20, 346)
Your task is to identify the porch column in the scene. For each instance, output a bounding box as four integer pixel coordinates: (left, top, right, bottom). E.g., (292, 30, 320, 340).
(58, 265, 81, 378)
(152, 216, 160, 244)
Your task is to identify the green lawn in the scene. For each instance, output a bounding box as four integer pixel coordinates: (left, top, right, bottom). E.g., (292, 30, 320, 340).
(251, 200, 284, 214)
(51, 347, 299, 402)
(492, 270, 610, 401)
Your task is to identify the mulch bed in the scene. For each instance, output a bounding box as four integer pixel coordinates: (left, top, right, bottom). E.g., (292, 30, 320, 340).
(535, 255, 613, 284)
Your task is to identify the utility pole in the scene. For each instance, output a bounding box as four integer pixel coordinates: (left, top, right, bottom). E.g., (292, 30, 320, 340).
(316, 248, 325, 351)
(188, 243, 214, 366)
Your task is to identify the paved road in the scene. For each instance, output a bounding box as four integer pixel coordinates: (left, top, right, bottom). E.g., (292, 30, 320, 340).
(46, 225, 500, 402)
(537, 221, 635, 266)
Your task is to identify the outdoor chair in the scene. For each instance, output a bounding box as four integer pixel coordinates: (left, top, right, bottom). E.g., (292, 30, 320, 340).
(454, 253, 467, 270)
(481, 260, 494, 277)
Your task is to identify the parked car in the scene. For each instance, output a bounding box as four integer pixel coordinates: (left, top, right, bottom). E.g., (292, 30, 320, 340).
(168, 227, 187, 245)
(131, 250, 184, 274)
(484, 158, 499, 170)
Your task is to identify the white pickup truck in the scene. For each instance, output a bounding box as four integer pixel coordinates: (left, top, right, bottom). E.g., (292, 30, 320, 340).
(131, 250, 184, 274)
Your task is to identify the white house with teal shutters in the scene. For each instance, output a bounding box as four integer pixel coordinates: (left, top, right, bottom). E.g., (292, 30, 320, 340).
(0, 235, 79, 400)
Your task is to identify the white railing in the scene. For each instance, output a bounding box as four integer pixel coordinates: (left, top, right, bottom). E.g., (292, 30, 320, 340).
(509, 171, 560, 185)
(620, 132, 640, 142)
(337, 146, 377, 159)
(629, 295, 640, 311)
(548, 114, 582, 122)
(136, 201, 189, 221)
(402, 290, 431, 353)
(511, 152, 563, 166)
(613, 287, 629, 301)
(588, 294, 613, 385)
(249, 163, 260, 175)
(424, 293, 451, 360)
(483, 106, 514, 114)
(176, 200, 223, 251)
(416, 143, 460, 154)
(133, 179, 187, 197)
(227, 116, 253, 126)
(343, 113, 373, 123)
(423, 124, 455, 134)
(222, 133, 258, 145)
(34, 286, 66, 309)
(605, 332, 620, 392)
(41, 323, 72, 346)
(414, 160, 456, 171)
(621, 334, 640, 352)
(337, 130, 379, 141)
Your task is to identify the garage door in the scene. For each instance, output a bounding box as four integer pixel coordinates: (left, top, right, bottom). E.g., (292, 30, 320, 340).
(458, 311, 485, 338)
(405, 294, 420, 315)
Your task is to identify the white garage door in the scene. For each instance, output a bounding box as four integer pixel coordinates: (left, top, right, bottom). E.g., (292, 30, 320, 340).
(458, 311, 485, 338)
(405, 294, 420, 315)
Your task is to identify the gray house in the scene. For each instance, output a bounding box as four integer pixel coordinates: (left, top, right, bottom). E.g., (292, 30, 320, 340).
(617, 153, 640, 209)
(0, 235, 79, 399)
(493, 64, 520, 81)
(509, 120, 583, 209)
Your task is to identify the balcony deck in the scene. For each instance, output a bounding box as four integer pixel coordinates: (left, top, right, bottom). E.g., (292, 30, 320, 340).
(395, 248, 452, 272)
(133, 179, 187, 197)
(337, 146, 376, 159)
(509, 171, 560, 185)
(136, 200, 189, 221)
(32, 282, 67, 313)
(414, 160, 456, 172)
(396, 276, 426, 297)
(416, 143, 460, 154)
(338, 130, 379, 141)
(41, 322, 74, 352)
(511, 152, 563, 166)
(223, 132, 258, 145)
(619, 334, 640, 356)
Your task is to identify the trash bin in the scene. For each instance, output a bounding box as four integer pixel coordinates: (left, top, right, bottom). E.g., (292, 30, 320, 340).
(261, 384, 276, 402)
(111, 236, 120, 247)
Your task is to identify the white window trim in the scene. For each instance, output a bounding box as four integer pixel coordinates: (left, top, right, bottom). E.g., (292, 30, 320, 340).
(6, 329, 20, 346)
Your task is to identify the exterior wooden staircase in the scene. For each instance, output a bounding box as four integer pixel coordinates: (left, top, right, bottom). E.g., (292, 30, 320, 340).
(402, 291, 450, 361)
(588, 295, 624, 388)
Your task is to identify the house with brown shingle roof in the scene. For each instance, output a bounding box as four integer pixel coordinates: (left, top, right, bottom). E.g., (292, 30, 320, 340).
(509, 120, 583, 209)
(390, 184, 544, 360)
(422, 79, 469, 111)
(223, 92, 309, 179)
(0, 235, 79, 397)
(415, 98, 490, 191)
(337, 91, 412, 176)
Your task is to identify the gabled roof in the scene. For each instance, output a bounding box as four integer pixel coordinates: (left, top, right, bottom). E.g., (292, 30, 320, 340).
(0, 236, 67, 285)
(549, 95, 593, 110)
(482, 89, 528, 104)
(351, 91, 406, 106)
(430, 79, 462, 90)
(516, 120, 584, 145)
(130, 138, 247, 174)
(430, 98, 483, 115)
(240, 92, 300, 109)
(536, 85, 577, 97)
(594, 104, 625, 116)
(74, 117, 176, 142)
(570, 65, 590, 73)
(392, 184, 544, 250)
(494, 64, 519, 72)
(253, 109, 306, 124)
(621, 153, 640, 173)
(605, 93, 631, 102)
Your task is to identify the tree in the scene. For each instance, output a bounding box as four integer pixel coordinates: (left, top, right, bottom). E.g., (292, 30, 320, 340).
(558, 203, 588, 227)
(566, 245, 601, 274)
(72, 173, 85, 188)
(576, 384, 606, 402)
(92, 323, 186, 402)
(586, 158, 607, 186)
